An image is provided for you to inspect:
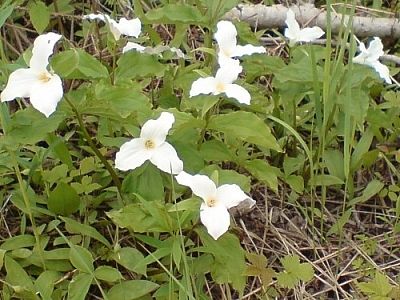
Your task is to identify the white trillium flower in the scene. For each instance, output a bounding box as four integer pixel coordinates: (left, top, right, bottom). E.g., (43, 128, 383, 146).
(115, 112, 183, 174)
(353, 37, 391, 84)
(214, 20, 266, 68)
(122, 42, 185, 58)
(189, 60, 251, 105)
(84, 13, 141, 40)
(175, 171, 255, 240)
(284, 9, 324, 46)
(1, 32, 63, 118)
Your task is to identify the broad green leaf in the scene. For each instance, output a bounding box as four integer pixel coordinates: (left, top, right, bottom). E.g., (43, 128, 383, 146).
(0, 249, 5, 269)
(195, 228, 246, 292)
(121, 163, 164, 201)
(208, 112, 281, 151)
(115, 51, 166, 80)
(5, 255, 37, 297)
(145, 4, 205, 24)
(52, 49, 109, 79)
(357, 271, 393, 297)
(107, 280, 159, 300)
(243, 160, 281, 194)
(94, 80, 152, 119)
(45, 133, 73, 169)
(201, 0, 241, 23)
(5, 108, 64, 146)
(69, 245, 94, 273)
(0, 3, 14, 29)
(200, 140, 234, 162)
(60, 217, 111, 248)
(348, 180, 384, 206)
(35, 270, 60, 300)
(94, 266, 123, 282)
(67, 273, 93, 300)
(327, 209, 352, 236)
(29, 1, 50, 33)
(48, 182, 80, 216)
(111, 247, 146, 275)
(324, 149, 345, 181)
(0, 235, 35, 250)
(242, 55, 286, 82)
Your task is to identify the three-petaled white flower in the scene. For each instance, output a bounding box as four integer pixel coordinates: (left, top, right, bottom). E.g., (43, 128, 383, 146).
(215, 20, 266, 68)
(284, 9, 324, 46)
(189, 60, 250, 105)
(1, 32, 63, 118)
(175, 171, 255, 240)
(115, 112, 183, 174)
(353, 37, 391, 84)
(84, 13, 141, 40)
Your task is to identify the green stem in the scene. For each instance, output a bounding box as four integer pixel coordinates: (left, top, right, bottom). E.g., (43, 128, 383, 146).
(64, 97, 122, 196)
(0, 104, 46, 269)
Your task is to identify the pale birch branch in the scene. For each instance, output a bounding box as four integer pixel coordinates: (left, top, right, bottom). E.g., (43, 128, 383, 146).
(223, 3, 400, 39)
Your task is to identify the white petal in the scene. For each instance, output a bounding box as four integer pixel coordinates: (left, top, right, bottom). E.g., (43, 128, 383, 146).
(117, 18, 141, 38)
(150, 142, 183, 174)
(189, 77, 218, 97)
(115, 138, 152, 171)
(108, 20, 122, 40)
(1, 68, 37, 102)
(284, 9, 301, 41)
(30, 33, 62, 72)
(200, 202, 231, 240)
(370, 61, 392, 84)
(217, 55, 241, 69)
(215, 64, 242, 85)
(29, 74, 63, 117)
(366, 37, 384, 61)
(175, 171, 217, 201)
(216, 184, 251, 209)
(215, 21, 237, 58)
(297, 27, 324, 42)
(140, 112, 174, 145)
(83, 13, 106, 22)
(224, 84, 251, 105)
(122, 42, 146, 53)
(232, 44, 266, 57)
(353, 50, 368, 65)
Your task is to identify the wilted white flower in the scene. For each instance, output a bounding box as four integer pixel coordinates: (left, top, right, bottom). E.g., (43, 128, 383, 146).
(122, 42, 184, 58)
(1, 32, 63, 118)
(115, 112, 183, 174)
(189, 60, 250, 105)
(353, 37, 391, 84)
(284, 9, 324, 46)
(215, 20, 266, 68)
(175, 171, 255, 240)
(84, 13, 141, 40)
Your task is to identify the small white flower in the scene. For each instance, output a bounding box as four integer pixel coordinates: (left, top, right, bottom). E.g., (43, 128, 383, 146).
(122, 42, 184, 58)
(284, 9, 324, 46)
(353, 37, 391, 84)
(115, 112, 183, 174)
(214, 20, 266, 68)
(189, 60, 250, 105)
(1, 32, 63, 118)
(175, 171, 255, 240)
(84, 13, 141, 40)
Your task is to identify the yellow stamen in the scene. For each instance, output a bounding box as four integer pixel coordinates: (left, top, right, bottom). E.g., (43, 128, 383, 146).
(145, 140, 155, 149)
(38, 72, 51, 83)
(206, 198, 217, 207)
(216, 82, 226, 92)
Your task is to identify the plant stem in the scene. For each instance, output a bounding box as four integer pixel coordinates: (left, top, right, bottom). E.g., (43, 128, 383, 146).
(64, 96, 122, 196)
(0, 104, 46, 269)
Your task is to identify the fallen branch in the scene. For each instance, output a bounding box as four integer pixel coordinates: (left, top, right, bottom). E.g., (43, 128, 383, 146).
(223, 3, 400, 38)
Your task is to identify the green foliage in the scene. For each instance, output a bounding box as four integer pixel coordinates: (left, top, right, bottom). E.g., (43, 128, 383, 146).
(276, 255, 314, 289)
(0, 0, 399, 299)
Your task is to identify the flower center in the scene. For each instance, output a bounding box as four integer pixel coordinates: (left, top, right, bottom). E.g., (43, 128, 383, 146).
(206, 198, 217, 207)
(38, 72, 51, 83)
(223, 50, 232, 58)
(145, 140, 155, 149)
(216, 82, 226, 93)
